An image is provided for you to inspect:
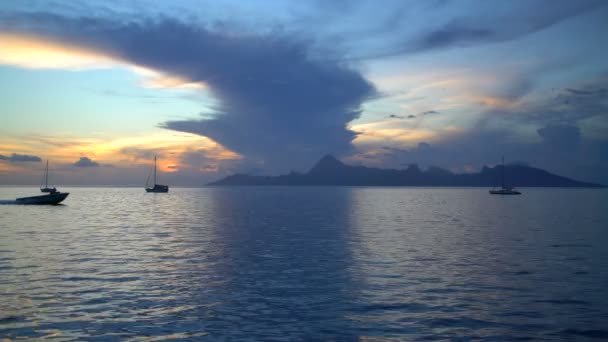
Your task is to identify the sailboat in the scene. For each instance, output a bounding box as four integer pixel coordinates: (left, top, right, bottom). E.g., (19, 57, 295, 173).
(40, 160, 57, 193)
(145, 156, 169, 193)
(489, 157, 521, 195)
(16, 160, 69, 204)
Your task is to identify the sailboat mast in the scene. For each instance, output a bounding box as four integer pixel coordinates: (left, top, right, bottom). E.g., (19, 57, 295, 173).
(501, 156, 505, 188)
(154, 156, 157, 185)
(45, 160, 49, 188)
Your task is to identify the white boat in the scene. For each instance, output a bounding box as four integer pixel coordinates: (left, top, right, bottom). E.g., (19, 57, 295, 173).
(16, 160, 69, 204)
(489, 157, 521, 195)
(145, 156, 169, 193)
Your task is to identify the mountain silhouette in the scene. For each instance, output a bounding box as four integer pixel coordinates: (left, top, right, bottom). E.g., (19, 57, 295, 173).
(208, 155, 603, 187)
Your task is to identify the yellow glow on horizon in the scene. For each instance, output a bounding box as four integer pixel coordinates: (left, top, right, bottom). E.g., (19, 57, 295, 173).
(0, 131, 241, 175)
(0, 162, 22, 174)
(0, 33, 207, 89)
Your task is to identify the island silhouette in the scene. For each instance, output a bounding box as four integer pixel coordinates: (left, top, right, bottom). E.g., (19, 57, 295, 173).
(209, 155, 603, 187)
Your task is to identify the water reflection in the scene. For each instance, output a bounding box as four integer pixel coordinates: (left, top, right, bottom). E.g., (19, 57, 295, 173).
(347, 187, 608, 339)
(175, 186, 362, 338)
(1, 187, 607, 340)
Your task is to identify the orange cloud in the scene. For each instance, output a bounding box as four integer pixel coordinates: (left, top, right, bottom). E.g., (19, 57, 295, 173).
(0, 33, 206, 89)
(350, 119, 464, 150)
(0, 33, 118, 69)
(0, 131, 241, 175)
(131, 66, 206, 89)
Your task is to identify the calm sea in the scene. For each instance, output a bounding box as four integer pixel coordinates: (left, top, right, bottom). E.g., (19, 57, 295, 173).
(1, 186, 607, 340)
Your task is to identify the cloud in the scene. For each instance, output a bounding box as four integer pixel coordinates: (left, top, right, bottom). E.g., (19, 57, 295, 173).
(1, 3, 606, 184)
(0, 153, 42, 162)
(0, 32, 119, 69)
(120, 147, 159, 161)
(566, 88, 594, 96)
(406, 1, 605, 54)
(413, 23, 494, 51)
(0, 13, 376, 173)
(354, 74, 608, 184)
(73, 156, 99, 167)
(317, 1, 606, 59)
(491, 75, 608, 126)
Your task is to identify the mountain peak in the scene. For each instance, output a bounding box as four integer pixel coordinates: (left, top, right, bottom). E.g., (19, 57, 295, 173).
(208, 155, 603, 187)
(308, 154, 345, 174)
(319, 154, 342, 165)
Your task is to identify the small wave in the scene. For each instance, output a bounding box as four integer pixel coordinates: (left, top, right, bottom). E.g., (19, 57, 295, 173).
(559, 329, 608, 339)
(420, 288, 458, 294)
(535, 299, 588, 305)
(497, 311, 543, 318)
(0, 315, 26, 324)
(356, 302, 432, 313)
(549, 244, 592, 248)
(421, 317, 505, 329)
(81, 297, 110, 305)
(513, 270, 533, 275)
(62, 276, 140, 283)
(64, 257, 100, 263)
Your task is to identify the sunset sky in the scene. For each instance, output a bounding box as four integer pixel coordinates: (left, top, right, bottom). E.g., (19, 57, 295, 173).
(1, 0, 607, 186)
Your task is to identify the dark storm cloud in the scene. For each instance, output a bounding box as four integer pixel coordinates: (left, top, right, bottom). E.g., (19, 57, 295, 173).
(0, 153, 42, 162)
(566, 88, 594, 96)
(535, 78, 608, 124)
(73, 156, 99, 167)
(413, 23, 493, 51)
(565, 87, 608, 97)
(341, 0, 605, 59)
(408, 1, 606, 53)
(0, 12, 376, 172)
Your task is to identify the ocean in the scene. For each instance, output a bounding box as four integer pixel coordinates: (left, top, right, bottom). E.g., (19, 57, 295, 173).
(1, 186, 607, 340)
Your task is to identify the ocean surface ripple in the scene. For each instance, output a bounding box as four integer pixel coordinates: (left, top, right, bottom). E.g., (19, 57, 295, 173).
(1, 187, 607, 340)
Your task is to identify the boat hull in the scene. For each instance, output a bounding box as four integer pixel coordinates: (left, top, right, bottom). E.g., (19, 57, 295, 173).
(145, 184, 169, 193)
(16, 192, 69, 205)
(489, 189, 521, 195)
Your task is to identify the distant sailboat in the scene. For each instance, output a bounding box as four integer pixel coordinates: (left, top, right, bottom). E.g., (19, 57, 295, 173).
(145, 156, 169, 193)
(40, 160, 57, 193)
(489, 157, 521, 195)
(16, 160, 69, 204)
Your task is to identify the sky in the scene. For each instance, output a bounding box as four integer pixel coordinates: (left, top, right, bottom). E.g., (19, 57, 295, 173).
(1, 0, 607, 186)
